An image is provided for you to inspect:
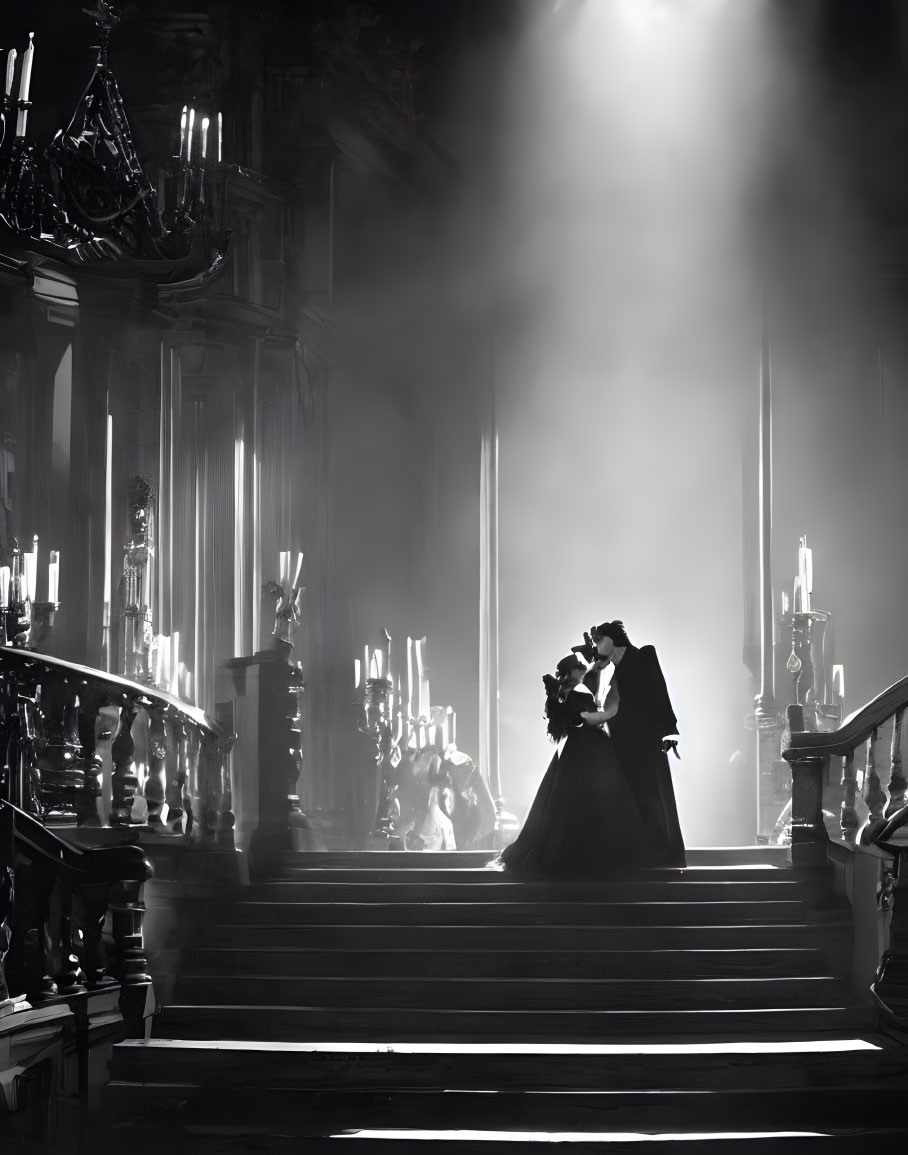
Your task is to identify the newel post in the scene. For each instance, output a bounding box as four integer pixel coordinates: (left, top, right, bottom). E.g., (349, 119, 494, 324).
(784, 732, 830, 869)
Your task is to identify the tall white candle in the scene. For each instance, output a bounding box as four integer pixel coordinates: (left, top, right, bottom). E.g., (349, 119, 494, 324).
(103, 413, 113, 670)
(22, 552, 33, 604)
(186, 108, 195, 163)
(178, 104, 187, 159)
(292, 552, 304, 590)
(48, 550, 59, 603)
(4, 49, 16, 99)
(29, 535, 37, 602)
(15, 33, 34, 138)
(364, 645, 370, 683)
(279, 550, 290, 587)
(0, 566, 9, 608)
(217, 111, 222, 163)
(171, 630, 180, 695)
(354, 658, 361, 688)
(201, 115, 209, 160)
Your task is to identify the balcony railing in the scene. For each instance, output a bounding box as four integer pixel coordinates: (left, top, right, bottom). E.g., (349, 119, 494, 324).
(0, 647, 235, 844)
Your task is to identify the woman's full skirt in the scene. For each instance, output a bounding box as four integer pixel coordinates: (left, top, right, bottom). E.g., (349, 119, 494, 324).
(499, 725, 649, 879)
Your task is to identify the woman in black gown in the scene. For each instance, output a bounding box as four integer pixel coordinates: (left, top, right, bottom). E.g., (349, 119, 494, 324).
(498, 653, 649, 878)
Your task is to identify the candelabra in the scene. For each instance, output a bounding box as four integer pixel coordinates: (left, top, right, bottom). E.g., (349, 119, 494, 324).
(358, 675, 403, 846)
(120, 478, 154, 682)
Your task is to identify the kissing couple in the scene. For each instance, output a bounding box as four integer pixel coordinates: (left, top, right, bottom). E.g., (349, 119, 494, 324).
(498, 620, 686, 878)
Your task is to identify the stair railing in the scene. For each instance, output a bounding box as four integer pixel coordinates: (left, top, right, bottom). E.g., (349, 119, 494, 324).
(0, 647, 235, 843)
(785, 676, 908, 1033)
(784, 674, 908, 865)
(0, 798, 153, 1031)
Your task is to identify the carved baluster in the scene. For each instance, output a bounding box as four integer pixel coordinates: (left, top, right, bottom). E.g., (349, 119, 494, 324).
(35, 679, 79, 821)
(108, 876, 151, 989)
(72, 882, 113, 989)
(0, 803, 13, 1004)
(130, 707, 150, 823)
(2, 697, 19, 808)
(7, 859, 58, 1004)
(840, 750, 858, 841)
(75, 687, 105, 826)
(164, 715, 185, 836)
(863, 726, 887, 841)
(18, 695, 43, 818)
(52, 883, 86, 997)
(182, 724, 197, 838)
(197, 731, 223, 845)
(217, 736, 236, 850)
(887, 708, 908, 819)
(144, 705, 167, 828)
(109, 700, 139, 826)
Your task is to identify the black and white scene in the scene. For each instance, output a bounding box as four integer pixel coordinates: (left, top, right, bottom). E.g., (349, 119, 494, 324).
(2, 0, 908, 1150)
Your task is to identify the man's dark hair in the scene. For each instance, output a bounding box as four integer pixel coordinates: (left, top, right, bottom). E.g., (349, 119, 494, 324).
(593, 620, 630, 648)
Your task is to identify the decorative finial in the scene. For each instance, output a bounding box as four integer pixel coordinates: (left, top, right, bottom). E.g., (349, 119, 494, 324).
(83, 3, 123, 33)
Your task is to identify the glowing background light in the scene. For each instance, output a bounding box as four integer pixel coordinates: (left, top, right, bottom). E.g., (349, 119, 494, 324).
(484, 0, 788, 842)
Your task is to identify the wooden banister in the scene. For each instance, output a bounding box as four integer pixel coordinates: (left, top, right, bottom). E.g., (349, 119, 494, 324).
(0, 646, 234, 840)
(786, 675, 908, 762)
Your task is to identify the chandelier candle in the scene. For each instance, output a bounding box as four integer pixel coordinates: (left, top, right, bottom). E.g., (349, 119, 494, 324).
(0, 567, 8, 608)
(217, 111, 222, 163)
(4, 48, 15, 98)
(186, 108, 195, 163)
(178, 104, 187, 159)
(48, 551, 59, 604)
(15, 33, 34, 138)
(201, 116, 209, 161)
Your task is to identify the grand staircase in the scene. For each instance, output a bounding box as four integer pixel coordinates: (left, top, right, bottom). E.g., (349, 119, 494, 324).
(102, 848, 908, 1151)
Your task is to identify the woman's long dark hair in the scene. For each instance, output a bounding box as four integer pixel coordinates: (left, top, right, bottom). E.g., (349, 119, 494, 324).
(544, 655, 584, 742)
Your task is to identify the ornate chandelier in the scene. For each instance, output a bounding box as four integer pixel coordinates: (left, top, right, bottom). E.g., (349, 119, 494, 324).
(0, 2, 231, 291)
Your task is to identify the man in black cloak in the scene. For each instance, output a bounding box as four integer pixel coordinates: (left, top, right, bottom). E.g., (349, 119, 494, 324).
(578, 620, 686, 868)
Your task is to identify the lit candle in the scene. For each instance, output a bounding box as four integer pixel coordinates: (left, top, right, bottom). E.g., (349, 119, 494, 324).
(451, 710, 457, 747)
(29, 534, 37, 602)
(217, 111, 222, 163)
(15, 33, 34, 138)
(0, 566, 9, 608)
(103, 413, 113, 670)
(171, 630, 180, 695)
(354, 658, 361, 688)
(178, 104, 187, 158)
(364, 645, 370, 683)
(5, 48, 16, 99)
(292, 551, 304, 590)
(406, 636, 413, 719)
(201, 115, 209, 160)
(186, 107, 195, 163)
(48, 550, 59, 603)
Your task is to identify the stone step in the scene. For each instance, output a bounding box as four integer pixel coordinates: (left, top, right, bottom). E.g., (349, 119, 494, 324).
(241, 880, 817, 904)
(95, 1127, 908, 1155)
(218, 900, 812, 927)
(255, 847, 791, 870)
(155, 1003, 877, 1042)
(171, 973, 847, 1011)
(110, 1037, 903, 1092)
(273, 866, 798, 884)
(180, 946, 831, 980)
(101, 1082, 906, 1137)
(203, 920, 851, 953)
